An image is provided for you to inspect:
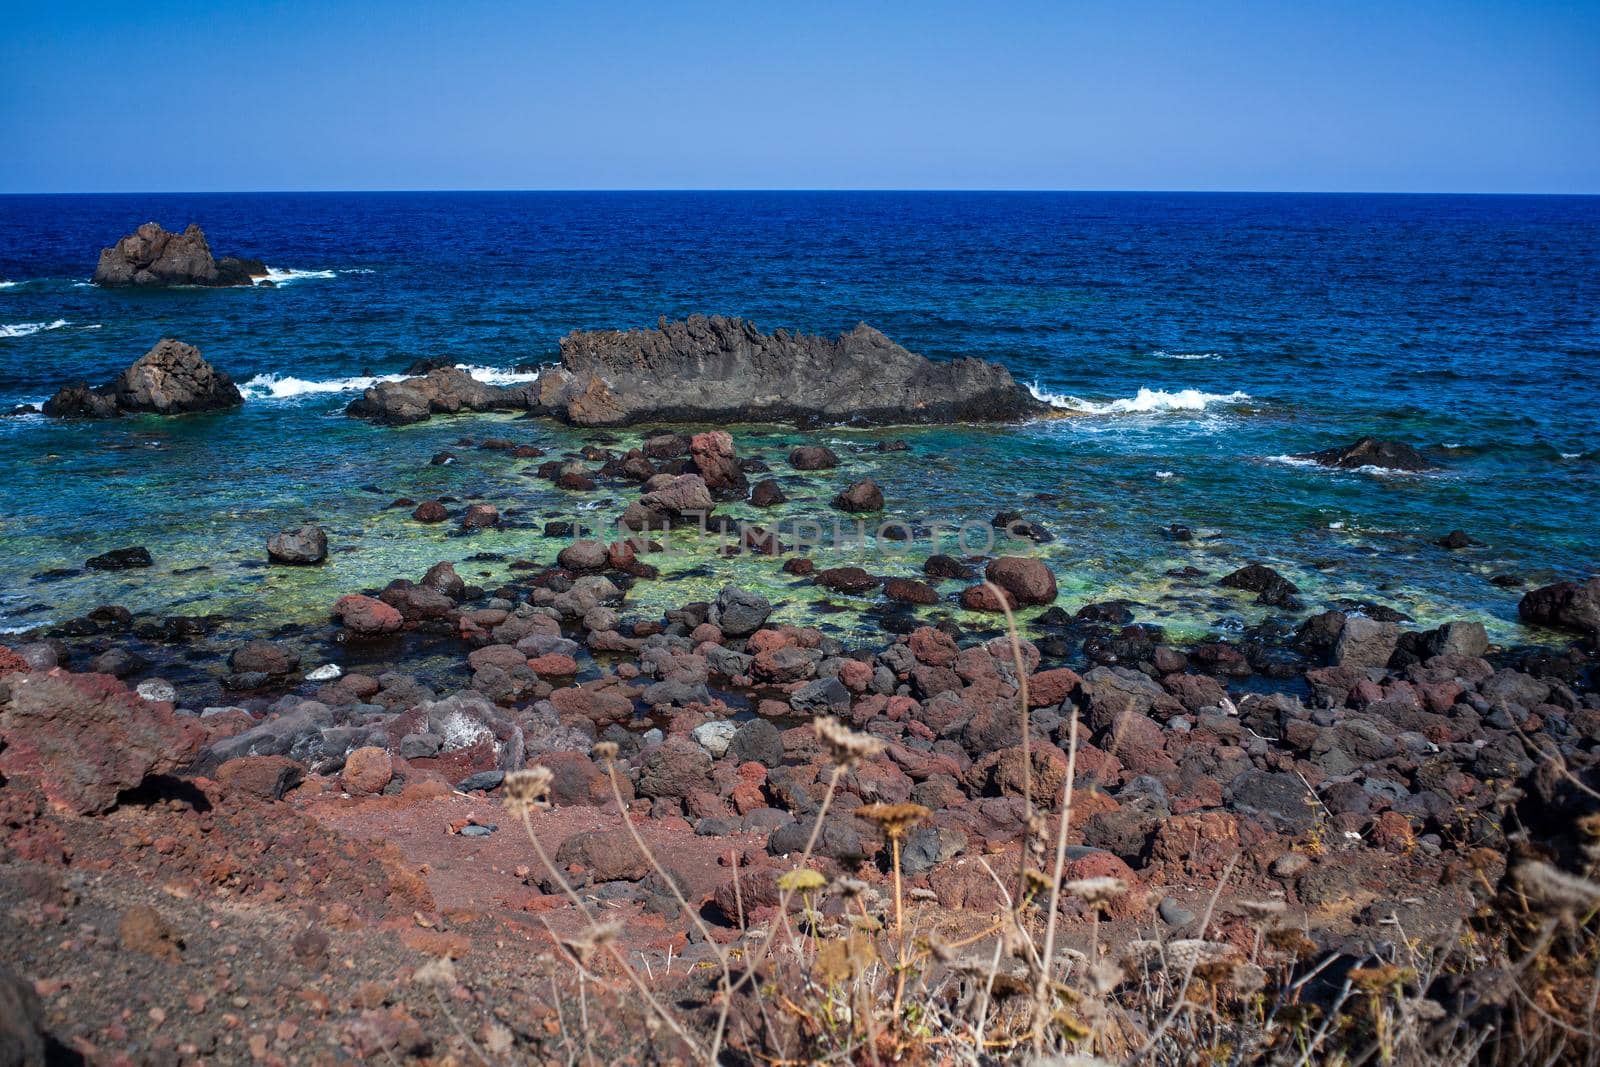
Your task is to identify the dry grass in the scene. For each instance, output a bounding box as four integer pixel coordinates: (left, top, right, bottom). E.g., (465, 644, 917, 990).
(497, 588, 1600, 1065)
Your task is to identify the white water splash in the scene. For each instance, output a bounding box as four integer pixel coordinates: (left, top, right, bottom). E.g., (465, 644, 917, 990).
(0, 319, 71, 338)
(1030, 383, 1251, 414)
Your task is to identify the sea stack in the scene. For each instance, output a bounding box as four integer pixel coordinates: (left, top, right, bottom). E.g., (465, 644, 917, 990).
(43, 339, 244, 418)
(92, 222, 265, 288)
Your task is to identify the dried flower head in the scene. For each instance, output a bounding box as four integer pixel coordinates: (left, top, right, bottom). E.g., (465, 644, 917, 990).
(1064, 876, 1128, 906)
(1237, 898, 1288, 921)
(857, 801, 932, 841)
(778, 867, 827, 894)
(908, 887, 938, 903)
(411, 957, 459, 987)
(1022, 868, 1053, 901)
(813, 715, 885, 767)
(503, 767, 553, 813)
(592, 740, 620, 764)
(1229, 961, 1268, 996)
(561, 919, 622, 969)
(831, 877, 869, 900)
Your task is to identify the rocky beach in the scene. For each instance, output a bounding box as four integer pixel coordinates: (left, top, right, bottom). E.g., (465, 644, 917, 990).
(0, 194, 1597, 1064)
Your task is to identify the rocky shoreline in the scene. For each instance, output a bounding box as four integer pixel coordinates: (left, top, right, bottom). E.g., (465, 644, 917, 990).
(2, 410, 1597, 1060)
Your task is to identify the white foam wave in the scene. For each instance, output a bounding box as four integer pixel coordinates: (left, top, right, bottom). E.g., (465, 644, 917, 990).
(0, 319, 71, 339)
(256, 267, 338, 286)
(1030, 383, 1251, 415)
(1268, 455, 1430, 478)
(340, 268, 376, 275)
(458, 364, 542, 385)
(0, 281, 18, 290)
(1154, 350, 1221, 361)
(238, 364, 540, 400)
(239, 371, 409, 400)
(1560, 451, 1584, 460)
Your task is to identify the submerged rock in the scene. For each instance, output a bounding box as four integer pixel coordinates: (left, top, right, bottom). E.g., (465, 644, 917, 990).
(1298, 436, 1438, 472)
(92, 222, 263, 288)
(44, 339, 244, 418)
(85, 546, 153, 570)
(267, 523, 328, 565)
(832, 479, 884, 512)
(1220, 564, 1301, 609)
(534, 316, 1048, 426)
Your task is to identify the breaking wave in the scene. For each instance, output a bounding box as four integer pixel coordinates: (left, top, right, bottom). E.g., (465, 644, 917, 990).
(1154, 350, 1222, 361)
(237, 364, 539, 400)
(256, 267, 338, 286)
(1029, 383, 1251, 414)
(0, 319, 72, 338)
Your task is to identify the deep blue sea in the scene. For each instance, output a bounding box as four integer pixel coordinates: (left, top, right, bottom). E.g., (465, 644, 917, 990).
(0, 192, 1596, 643)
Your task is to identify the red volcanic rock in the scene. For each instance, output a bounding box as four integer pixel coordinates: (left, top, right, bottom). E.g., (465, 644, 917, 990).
(814, 567, 880, 594)
(836, 658, 874, 693)
(0, 645, 29, 676)
(333, 594, 403, 636)
(690, 431, 747, 495)
(528, 653, 579, 677)
(959, 583, 1015, 612)
(884, 578, 940, 605)
(341, 746, 394, 795)
(1061, 851, 1149, 921)
(0, 670, 206, 814)
(536, 751, 627, 807)
(1028, 667, 1082, 708)
(549, 683, 635, 726)
(985, 557, 1057, 605)
(214, 755, 306, 801)
(908, 626, 959, 667)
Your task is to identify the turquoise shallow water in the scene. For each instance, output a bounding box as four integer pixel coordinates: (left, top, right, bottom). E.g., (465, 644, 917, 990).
(0, 192, 1596, 644)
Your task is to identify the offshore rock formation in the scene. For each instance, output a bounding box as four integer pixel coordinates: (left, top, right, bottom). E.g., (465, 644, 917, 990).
(534, 316, 1049, 427)
(1298, 436, 1438, 472)
(42, 339, 244, 418)
(345, 367, 540, 426)
(92, 222, 265, 288)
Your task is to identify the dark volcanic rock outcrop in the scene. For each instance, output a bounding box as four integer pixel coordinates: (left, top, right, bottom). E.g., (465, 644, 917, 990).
(93, 222, 264, 288)
(1519, 578, 1600, 635)
(533, 315, 1048, 426)
(1298, 436, 1438, 472)
(345, 368, 539, 426)
(43, 339, 243, 418)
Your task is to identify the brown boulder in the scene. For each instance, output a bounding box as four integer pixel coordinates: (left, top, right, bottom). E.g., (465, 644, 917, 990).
(985, 557, 1057, 605)
(412, 500, 448, 523)
(341, 746, 394, 795)
(333, 594, 404, 637)
(690, 431, 747, 496)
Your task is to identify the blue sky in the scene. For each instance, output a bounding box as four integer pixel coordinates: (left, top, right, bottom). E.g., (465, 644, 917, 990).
(2, 0, 1596, 192)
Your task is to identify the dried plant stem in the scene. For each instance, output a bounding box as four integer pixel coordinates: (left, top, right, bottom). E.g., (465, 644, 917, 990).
(982, 579, 1036, 905)
(602, 761, 737, 1062)
(1033, 706, 1082, 1054)
(513, 805, 707, 1059)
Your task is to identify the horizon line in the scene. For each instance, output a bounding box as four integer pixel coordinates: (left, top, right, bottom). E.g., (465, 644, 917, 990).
(2, 187, 1597, 198)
